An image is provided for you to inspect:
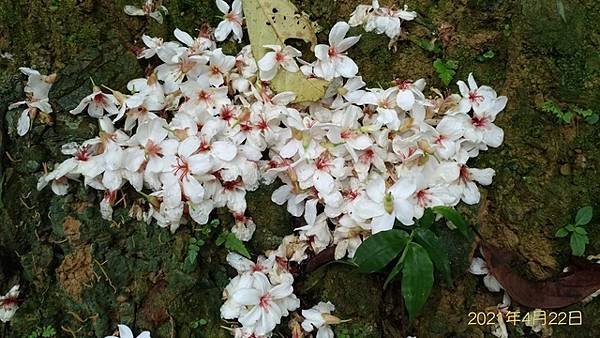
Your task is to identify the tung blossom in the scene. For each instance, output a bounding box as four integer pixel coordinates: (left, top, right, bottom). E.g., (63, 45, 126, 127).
(0, 285, 20, 323)
(215, 0, 244, 42)
(124, 0, 168, 24)
(314, 22, 361, 80)
(302, 302, 343, 338)
(34, 2, 509, 336)
(105, 324, 151, 338)
(257, 45, 302, 81)
(10, 67, 55, 136)
(232, 273, 299, 336)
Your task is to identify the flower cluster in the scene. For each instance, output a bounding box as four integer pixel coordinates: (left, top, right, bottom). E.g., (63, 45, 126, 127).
(349, 0, 417, 48)
(10, 68, 55, 136)
(33, 0, 507, 336)
(221, 252, 300, 336)
(0, 285, 20, 323)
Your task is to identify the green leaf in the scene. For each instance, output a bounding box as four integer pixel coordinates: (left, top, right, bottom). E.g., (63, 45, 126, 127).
(433, 59, 457, 86)
(224, 233, 251, 258)
(215, 231, 228, 246)
(570, 232, 588, 256)
(556, 0, 567, 23)
(574, 227, 587, 235)
(555, 227, 570, 238)
(575, 206, 593, 226)
(585, 114, 599, 125)
(565, 223, 576, 231)
(414, 228, 452, 286)
(401, 242, 434, 319)
(353, 229, 410, 273)
(384, 256, 403, 289)
(243, 0, 329, 102)
(419, 208, 435, 228)
(432, 206, 472, 239)
(483, 50, 495, 59)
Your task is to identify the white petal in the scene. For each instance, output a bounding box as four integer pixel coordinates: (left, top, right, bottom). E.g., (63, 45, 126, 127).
(17, 110, 31, 136)
(396, 89, 415, 111)
(212, 141, 237, 161)
(329, 21, 350, 46)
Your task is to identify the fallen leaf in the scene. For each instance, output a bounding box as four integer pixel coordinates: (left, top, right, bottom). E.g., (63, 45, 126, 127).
(481, 243, 600, 309)
(243, 0, 328, 102)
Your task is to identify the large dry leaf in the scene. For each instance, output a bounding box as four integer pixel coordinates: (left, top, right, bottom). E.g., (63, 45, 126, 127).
(481, 243, 600, 309)
(243, 0, 328, 102)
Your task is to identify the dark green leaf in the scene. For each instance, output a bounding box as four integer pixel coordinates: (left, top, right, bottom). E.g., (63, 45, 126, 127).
(225, 233, 251, 258)
(414, 228, 452, 286)
(353, 229, 410, 273)
(565, 223, 576, 231)
(384, 257, 403, 289)
(585, 114, 599, 125)
(555, 227, 569, 238)
(419, 208, 435, 228)
(570, 233, 588, 256)
(556, 0, 566, 22)
(215, 231, 228, 246)
(432, 206, 472, 239)
(483, 50, 495, 59)
(575, 206, 593, 226)
(574, 227, 587, 235)
(401, 242, 434, 318)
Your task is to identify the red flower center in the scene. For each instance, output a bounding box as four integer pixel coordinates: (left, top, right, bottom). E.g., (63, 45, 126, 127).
(471, 116, 488, 128)
(173, 157, 190, 180)
(468, 91, 484, 103)
(258, 293, 272, 309)
(328, 47, 338, 58)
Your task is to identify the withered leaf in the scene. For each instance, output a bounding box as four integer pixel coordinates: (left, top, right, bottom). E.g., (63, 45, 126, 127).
(481, 243, 600, 309)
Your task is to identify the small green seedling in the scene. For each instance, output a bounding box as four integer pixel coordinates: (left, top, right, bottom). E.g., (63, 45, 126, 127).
(216, 230, 251, 258)
(353, 207, 472, 319)
(433, 59, 458, 86)
(555, 206, 593, 256)
(477, 50, 495, 62)
(541, 101, 599, 125)
(27, 326, 56, 338)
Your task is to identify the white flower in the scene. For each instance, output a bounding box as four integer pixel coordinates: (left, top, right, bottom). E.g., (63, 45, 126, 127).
(124, 0, 168, 24)
(0, 285, 20, 323)
(174, 28, 215, 55)
(137, 35, 180, 61)
(197, 48, 236, 87)
(333, 215, 369, 259)
(232, 272, 298, 336)
(456, 73, 499, 115)
(215, 0, 244, 42)
(71, 86, 120, 118)
(469, 257, 503, 292)
(325, 76, 367, 109)
(301, 302, 338, 338)
(10, 67, 55, 136)
(352, 175, 416, 232)
(105, 324, 150, 338)
(295, 200, 332, 254)
(314, 22, 360, 80)
(439, 163, 495, 205)
(462, 96, 507, 149)
(221, 273, 255, 320)
(258, 45, 302, 81)
(161, 136, 212, 205)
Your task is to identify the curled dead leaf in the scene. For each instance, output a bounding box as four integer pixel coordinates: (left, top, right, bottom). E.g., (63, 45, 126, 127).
(481, 243, 600, 309)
